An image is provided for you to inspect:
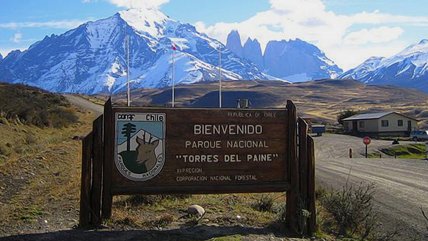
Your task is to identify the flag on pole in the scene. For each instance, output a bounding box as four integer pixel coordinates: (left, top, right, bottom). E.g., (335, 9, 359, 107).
(171, 42, 176, 107)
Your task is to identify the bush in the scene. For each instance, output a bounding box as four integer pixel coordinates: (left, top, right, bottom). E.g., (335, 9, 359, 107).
(321, 183, 375, 236)
(422, 208, 428, 233)
(0, 143, 12, 157)
(24, 133, 37, 145)
(48, 107, 79, 128)
(337, 109, 359, 125)
(252, 195, 274, 212)
(126, 194, 190, 206)
(320, 183, 402, 240)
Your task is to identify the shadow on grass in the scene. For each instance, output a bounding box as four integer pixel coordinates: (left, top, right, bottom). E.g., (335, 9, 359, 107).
(0, 225, 292, 241)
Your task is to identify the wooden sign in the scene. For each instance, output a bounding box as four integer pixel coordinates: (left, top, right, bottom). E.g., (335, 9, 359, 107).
(111, 108, 289, 194)
(80, 99, 316, 235)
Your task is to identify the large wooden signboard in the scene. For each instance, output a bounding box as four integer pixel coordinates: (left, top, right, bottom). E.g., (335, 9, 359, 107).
(80, 99, 316, 235)
(111, 108, 289, 194)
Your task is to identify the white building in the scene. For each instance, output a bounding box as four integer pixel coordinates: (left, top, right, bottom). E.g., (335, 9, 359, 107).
(343, 112, 418, 137)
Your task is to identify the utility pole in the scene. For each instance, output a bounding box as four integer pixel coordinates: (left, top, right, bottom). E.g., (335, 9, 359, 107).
(172, 44, 176, 108)
(126, 36, 131, 107)
(218, 46, 222, 108)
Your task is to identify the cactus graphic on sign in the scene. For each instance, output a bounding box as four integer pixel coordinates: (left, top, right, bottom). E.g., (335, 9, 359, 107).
(115, 113, 166, 181)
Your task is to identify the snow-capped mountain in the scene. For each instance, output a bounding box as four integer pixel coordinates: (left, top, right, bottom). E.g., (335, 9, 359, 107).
(225, 31, 343, 82)
(340, 57, 384, 80)
(0, 53, 3, 62)
(340, 39, 428, 92)
(0, 8, 266, 94)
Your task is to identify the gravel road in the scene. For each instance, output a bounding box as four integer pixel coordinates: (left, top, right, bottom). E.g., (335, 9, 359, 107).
(314, 134, 428, 240)
(64, 94, 104, 115)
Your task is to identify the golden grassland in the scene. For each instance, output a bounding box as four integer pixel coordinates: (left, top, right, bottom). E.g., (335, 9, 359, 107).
(0, 106, 93, 235)
(111, 79, 428, 129)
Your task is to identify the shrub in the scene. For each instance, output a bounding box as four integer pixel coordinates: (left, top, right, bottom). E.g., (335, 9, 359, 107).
(321, 183, 375, 236)
(320, 183, 402, 240)
(274, 203, 287, 223)
(337, 109, 359, 125)
(252, 195, 274, 212)
(151, 214, 174, 228)
(48, 107, 79, 128)
(422, 208, 428, 233)
(0, 143, 12, 157)
(24, 133, 37, 145)
(126, 194, 190, 206)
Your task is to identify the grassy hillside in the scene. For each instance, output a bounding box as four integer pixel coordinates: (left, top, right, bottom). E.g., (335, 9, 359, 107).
(110, 79, 428, 129)
(0, 85, 94, 236)
(0, 83, 78, 128)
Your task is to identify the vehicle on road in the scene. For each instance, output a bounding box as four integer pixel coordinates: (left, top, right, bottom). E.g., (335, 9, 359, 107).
(311, 125, 326, 136)
(410, 130, 428, 141)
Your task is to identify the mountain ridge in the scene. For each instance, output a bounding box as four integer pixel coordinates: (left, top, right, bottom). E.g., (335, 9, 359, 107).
(340, 39, 428, 92)
(225, 30, 343, 82)
(0, 8, 267, 94)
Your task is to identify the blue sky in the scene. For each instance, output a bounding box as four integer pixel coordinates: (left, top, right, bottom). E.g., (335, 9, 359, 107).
(1, 0, 427, 70)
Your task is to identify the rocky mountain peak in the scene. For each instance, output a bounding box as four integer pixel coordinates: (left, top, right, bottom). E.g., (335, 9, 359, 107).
(243, 37, 263, 70)
(226, 30, 243, 58)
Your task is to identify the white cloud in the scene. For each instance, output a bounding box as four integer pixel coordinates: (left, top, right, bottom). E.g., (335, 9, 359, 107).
(108, 0, 169, 9)
(195, 0, 428, 70)
(0, 20, 88, 29)
(11, 33, 23, 43)
(344, 27, 404, 45)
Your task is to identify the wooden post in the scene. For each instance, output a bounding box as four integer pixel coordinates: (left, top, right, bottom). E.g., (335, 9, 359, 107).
(298, 118, 308, 234)
(307, 136, 316, 235)
(90, 115, 104, 226)
(102, 98, 113, 219)
(286, 100, 299, 233)
(79, 133, 93, 227)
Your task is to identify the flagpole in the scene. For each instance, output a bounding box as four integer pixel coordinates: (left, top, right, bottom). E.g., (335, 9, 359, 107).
(126, 36, 131, 107)
(172, 45, 175, 108)
(218, 46, 222, 108)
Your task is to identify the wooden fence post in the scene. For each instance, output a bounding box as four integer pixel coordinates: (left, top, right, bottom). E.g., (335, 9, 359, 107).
(102, 98, 113, 219)
(79, 132, 93, 227)
(307, 136, 316, 235)
(298, 118, 309, 234)
(286, 100, 299, 233)
(90, 115, 104, 226)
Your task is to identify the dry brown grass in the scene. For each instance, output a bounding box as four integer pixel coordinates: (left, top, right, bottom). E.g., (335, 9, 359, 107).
(0, 107, 94, 236)
(111, 79, 428, 129)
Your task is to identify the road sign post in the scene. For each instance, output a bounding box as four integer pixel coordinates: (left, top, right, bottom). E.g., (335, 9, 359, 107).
(363, 136, 371, 158)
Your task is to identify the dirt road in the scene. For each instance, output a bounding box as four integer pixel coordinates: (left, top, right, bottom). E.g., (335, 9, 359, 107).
(64, 94, 104, 115)
(314, 134, 428, 239)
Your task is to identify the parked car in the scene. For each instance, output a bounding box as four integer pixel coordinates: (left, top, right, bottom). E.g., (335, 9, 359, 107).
(410, 130, 428, 141)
